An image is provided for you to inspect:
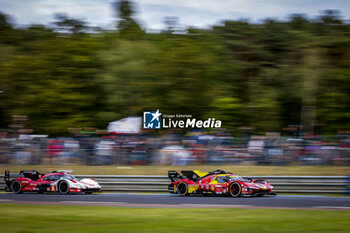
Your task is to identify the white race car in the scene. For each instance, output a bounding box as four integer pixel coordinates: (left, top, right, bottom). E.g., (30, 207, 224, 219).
(49, 171, 102, 194)
(5, 170, 102, 194)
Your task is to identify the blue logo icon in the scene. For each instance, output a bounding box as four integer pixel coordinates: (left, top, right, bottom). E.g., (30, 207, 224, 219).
(143, 109, 162, 129)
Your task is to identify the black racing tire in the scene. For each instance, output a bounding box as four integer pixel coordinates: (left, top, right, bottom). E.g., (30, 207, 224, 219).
(85, 192, 93, 194)
(58, 180, 70, 195)
(256, 194, 265, 197)
(229, 182, 241, 197)
(176, 182, 189, 196)
(11, 180, 23, 194)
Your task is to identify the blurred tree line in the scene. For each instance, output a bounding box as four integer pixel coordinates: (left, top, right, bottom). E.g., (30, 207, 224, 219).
(0, 1, 349, 136)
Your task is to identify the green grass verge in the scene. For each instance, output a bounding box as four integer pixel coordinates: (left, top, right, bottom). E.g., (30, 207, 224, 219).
(0, 204, 349, 233)
(1, 165, 349, 176)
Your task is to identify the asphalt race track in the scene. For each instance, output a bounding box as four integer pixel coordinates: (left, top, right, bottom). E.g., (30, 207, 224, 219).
(1, 193, 350, 210)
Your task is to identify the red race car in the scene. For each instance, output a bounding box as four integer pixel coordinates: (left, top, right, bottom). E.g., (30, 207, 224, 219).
(4, 170, 101, 194)
(168, 169, 274, 197)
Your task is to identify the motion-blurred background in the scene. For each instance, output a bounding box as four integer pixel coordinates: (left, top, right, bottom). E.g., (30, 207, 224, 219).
(0, 0, 349, 168)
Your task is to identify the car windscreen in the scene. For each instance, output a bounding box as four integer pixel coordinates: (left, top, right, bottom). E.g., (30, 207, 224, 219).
(228, 175, 247, 182)
(57, 174, 76, 180)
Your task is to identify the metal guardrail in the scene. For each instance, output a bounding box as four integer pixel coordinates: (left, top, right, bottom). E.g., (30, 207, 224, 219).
(1, 174, 348, 194)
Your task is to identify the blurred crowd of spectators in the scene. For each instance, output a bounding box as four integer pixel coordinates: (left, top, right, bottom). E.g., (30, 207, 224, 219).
(0, 131, 349, 166)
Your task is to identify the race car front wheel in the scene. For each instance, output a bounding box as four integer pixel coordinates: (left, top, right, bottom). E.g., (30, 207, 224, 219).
(58, 181, 70, 194)
(176, 182, 189, 196)
(11, 180, 23, 194)
(229, 182, 241, 197)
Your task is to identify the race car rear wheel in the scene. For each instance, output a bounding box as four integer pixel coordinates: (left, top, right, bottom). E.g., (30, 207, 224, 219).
(229, 182, 241, 197)
(58, 180, 70, 194)
(11, 180, 23, 194)
(176, 182, 189, 196)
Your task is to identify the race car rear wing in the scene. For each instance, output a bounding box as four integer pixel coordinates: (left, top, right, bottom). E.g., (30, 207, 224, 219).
(19, 170, 41, 180)
(168, 171, 183, 182)
(181, 170, 201, 181)
(4, 170, 41, 181)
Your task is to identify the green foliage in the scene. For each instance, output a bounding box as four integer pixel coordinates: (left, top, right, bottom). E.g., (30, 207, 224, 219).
(209, 97, 243, 129)
(115, 0, 144, 39)
(0, 6, 350, 135)
(54, 14, 87, 35)
(0, 35, 101, 135)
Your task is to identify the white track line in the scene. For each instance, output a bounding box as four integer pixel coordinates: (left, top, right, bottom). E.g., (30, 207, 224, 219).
(60, 201, 127, 204)
(180, 204, 252, 208)
(314, 206, 350, 209)
(0, 199, 15, 201)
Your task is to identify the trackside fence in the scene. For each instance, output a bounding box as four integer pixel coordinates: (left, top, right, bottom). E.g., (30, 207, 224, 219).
(0, 175, 349, 194)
